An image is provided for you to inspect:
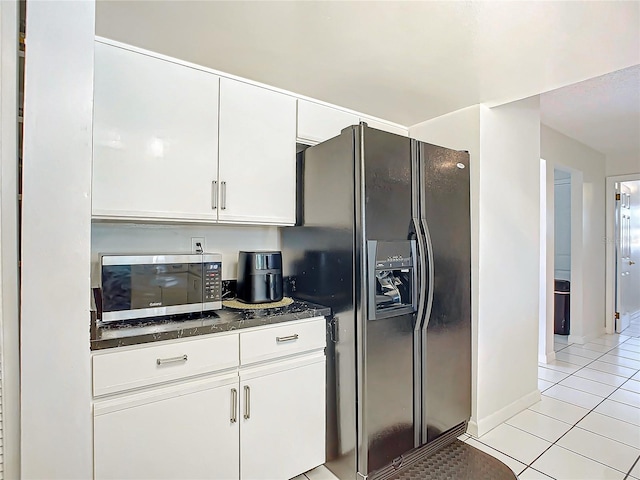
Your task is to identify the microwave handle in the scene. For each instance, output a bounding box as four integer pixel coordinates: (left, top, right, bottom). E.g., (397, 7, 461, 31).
(267, 273, 277, 300)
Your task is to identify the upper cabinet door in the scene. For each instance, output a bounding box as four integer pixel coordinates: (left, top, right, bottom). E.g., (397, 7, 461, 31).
(218, 78, 296, 225)
(92, 43, 219, 221)
(360, 117, 409, 137)
(297, 100, 359, 145)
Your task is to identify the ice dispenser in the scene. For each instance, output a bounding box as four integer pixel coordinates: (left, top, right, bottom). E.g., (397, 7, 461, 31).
(367, 240, 417, 320)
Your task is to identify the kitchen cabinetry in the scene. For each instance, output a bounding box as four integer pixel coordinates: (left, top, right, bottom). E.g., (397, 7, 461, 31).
(218, 78, 297, 225)
(92, 42, 220, 221)
(240, 357, 325, 480)
(360, 117, 408, 137)
(92, 43, 297, 226)
(92, 317, 326, 480)
(94, 374, 239, 480)
(297, 99, 359, 145)
(91, 40, 408, 226)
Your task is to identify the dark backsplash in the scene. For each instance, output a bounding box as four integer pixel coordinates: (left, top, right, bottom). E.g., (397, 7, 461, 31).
(222, 277, 297, 299)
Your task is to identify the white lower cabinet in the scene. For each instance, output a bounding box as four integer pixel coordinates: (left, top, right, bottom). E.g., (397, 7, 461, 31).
(93, 375, 239, 480)
(240, 358, 326, 480)
(93, 318, 326, 479)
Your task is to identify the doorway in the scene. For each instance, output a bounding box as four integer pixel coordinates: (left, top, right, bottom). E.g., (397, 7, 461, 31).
(553, 168, 572, 349)
(539, 159, 586, 364)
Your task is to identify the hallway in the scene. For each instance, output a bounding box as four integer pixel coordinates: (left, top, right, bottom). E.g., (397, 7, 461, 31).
(459, 316, 640, 479)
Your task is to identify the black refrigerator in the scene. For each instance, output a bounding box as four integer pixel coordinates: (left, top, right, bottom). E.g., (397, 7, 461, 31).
(282, 124, 471, 480)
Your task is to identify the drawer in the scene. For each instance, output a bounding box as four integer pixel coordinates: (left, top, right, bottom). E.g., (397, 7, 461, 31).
(93, 333, 239, 396)
(240, 317, 326, 365)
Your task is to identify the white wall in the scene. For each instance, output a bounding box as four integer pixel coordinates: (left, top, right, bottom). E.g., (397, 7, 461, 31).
(21, 2, 95, 477)
(476, 97, 541, 434)
(91, 223, 280, 282)
(541, 124, 607, 342)
(606, 153, 640, 177)
(554, 170, 572, 281)
(410, 97, 541, 437)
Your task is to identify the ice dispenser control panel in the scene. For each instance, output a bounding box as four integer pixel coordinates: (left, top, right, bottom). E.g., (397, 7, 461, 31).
(367, 240, 417, 320)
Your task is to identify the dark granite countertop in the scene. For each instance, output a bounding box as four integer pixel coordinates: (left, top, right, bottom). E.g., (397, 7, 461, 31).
(91, 299, 332, 351)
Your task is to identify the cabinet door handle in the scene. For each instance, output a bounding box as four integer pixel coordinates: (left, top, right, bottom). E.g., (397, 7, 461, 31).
(244, 385, 250, 419)
(230, 388, 238, 423)
(211, 181, 218, 210)
(276, 334, 299, 343)
(156, 354, 188, 366)
(221, 181, 227, 210)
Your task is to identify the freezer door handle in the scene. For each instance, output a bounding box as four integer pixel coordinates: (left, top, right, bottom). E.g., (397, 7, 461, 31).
(413, 217, 428, 331)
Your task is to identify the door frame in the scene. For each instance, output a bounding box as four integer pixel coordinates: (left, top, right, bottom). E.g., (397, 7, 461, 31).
(540, 159, 586, 363)
(0, 1, 21, 477)
(605, 173, 640, 334)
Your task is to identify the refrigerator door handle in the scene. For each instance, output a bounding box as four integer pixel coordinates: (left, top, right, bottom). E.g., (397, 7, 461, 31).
(420, 218, 435, 329)
(413, 217, 428, 330)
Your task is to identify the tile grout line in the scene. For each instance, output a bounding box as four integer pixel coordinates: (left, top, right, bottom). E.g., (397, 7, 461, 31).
(623, 453, 640, 480)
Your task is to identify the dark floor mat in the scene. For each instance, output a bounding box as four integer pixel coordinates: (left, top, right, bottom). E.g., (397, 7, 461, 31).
(388, 440, 518, 480)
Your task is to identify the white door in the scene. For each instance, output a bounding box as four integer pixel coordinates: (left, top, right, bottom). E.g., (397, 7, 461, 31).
(218, 78, 297, 225)
(92, 42, 220, 221)
(616, 183, 633, 333)
(94, 376, 240, 480)
(240, 359, 325, 480)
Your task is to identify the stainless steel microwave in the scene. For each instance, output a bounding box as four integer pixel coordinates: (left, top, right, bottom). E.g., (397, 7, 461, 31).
(100, 253, 222, 322)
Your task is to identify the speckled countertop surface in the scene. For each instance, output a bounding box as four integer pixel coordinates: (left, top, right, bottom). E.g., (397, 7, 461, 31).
(91, 299, 332, 350)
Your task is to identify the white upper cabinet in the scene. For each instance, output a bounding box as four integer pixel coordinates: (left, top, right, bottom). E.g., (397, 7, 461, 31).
(297, 100, 359, 144)
(92, 42, 220, 221)
(91, 40, 407, 225)
(218, 78, 297, 225)
(360, 117, 409, 137)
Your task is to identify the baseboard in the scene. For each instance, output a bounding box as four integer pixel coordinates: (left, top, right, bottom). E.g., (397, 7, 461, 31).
(539, 350, 556, 364)
(467, 419, 479, 438)
(469, 389, 541, 438)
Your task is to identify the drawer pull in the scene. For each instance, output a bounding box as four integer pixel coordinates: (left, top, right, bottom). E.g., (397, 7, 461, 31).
(276, 334, 299, 343)
(231, 388, 238, 423)
(244, 385, 251, 420)
(156, 354, 188, 366)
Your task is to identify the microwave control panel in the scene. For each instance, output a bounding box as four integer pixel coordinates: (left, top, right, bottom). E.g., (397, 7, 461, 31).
(204, 262, 222, 301)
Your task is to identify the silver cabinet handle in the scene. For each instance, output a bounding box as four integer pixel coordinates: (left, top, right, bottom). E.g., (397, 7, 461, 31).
(156, 354, 188, 366)
(211, 181, 218, 210)
(244, 385, 250, 419)
(230, 388, 237, 423)
(276, 334, 299, 343)
(221, 181, 227, 210)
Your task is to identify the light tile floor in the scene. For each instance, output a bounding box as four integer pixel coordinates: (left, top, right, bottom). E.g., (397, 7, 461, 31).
(464, 316, 640, 479)
(296, 316, 640, 480)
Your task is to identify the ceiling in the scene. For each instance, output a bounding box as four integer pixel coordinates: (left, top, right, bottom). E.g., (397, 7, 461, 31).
(540, 65, 640, 159)
(96, 1, 640, 157)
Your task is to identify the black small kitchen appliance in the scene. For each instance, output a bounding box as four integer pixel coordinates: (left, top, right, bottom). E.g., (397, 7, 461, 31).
(236, 251, 283, 303)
